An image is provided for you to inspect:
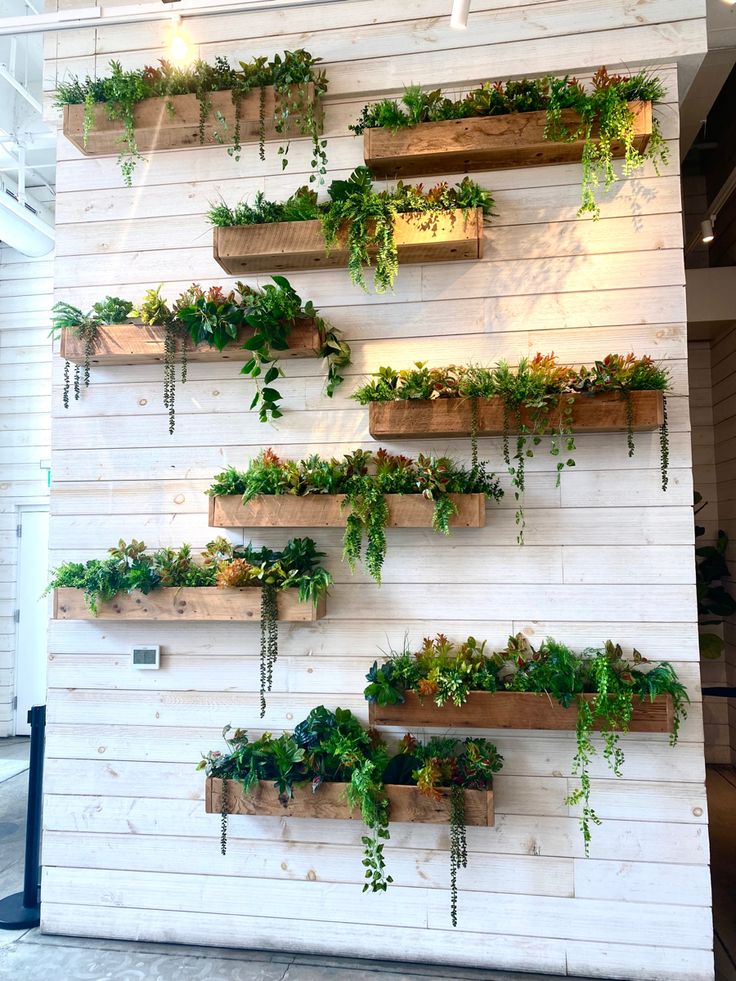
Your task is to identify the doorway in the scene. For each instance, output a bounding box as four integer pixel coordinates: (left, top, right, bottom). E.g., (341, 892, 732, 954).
(14, 506, 49, 736)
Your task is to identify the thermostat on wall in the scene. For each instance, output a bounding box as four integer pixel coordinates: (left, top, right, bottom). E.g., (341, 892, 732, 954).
(131, 646, 160, 670)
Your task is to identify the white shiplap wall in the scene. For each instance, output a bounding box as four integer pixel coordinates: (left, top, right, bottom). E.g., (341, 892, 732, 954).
(42, 2, 712, 978)
(0, 244, 53, 735)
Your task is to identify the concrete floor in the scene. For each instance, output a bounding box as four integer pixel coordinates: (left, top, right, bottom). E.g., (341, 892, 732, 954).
(0, 737, 602, 981)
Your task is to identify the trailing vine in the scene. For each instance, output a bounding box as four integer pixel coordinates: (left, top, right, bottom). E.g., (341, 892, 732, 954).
(660, 395, 669, 492)
(57, 279, 349, 431)
(207, 447, 503, 584)
(364, 633, 689, 853)
(349, 68, 667, 218)
(199, 707, 502, 925)
(220, 776, 229, 856)
(55, 51, 328, 186)
(352, 353, 672, 536)
(259, 582, 279, 718)
(51, 296, 133, 408)
(449, 785, 467, 928)
(207, 168, 495, 293)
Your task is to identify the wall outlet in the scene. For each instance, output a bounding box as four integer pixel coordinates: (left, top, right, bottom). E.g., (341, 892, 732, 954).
(131, 646, 160, 669)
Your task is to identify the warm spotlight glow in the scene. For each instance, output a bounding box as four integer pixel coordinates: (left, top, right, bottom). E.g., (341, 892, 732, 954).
(450, 0, 470, 29)
(169, 15, 193, 66)
(701, 218, 715, 244)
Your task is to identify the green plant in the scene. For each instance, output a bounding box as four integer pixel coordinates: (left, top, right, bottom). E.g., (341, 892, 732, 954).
(695, 491, 736, 660)
(55, 51, 328, 186)
(352, 353, 671, 538)
(207, 447, 503, 584)
(50, 297, 133, 408)
(46, 536, 331, 715)
(349, 69, 667, 218)
(365, 632, 688, 853)
(58, 280, 349, 431)
(198, 706, 502, 923)
(207, 167, 495, 293)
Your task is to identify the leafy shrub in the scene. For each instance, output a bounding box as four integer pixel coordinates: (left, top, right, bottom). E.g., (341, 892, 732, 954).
(199, 705, 502, 924)
(350, 69, 667, 217)
(53, 278, 349, 432)
(365, 632, 688, 852)
(353, 353, 671, 536)
(207, 167, 495, 292)
(207, 447, 503, 583)
(47, 537, 331, 717)
(55, 51, 328, 186)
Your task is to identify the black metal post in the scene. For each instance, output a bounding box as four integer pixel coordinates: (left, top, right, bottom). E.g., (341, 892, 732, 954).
(0, 704, 45, 929)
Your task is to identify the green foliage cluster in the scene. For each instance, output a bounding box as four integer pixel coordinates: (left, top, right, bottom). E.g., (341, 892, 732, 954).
(350, 68, 667, 217)
(52, 278, 349, 432)
(353, 353, 671, 536)
(48, 537, 331, 717)
(199, 705, 502, 922)
(694, 491, 736, 660)
(55, 51, 328, 186)
(50, 296, 134, 407)
(46, 536, 331, 614)
(207, 447, 503, 583)
(365, 632, 688, 851)
(207, 166, 494, 292)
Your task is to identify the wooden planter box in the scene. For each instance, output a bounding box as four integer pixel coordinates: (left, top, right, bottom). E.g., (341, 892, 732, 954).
(52, 587, 325, 622)
(208, 493, 487, 529)
(59, 319, 322, 366)
(62, 84, 319, 156)
(212, 208, 484, 275)
(368, 390, 665, 440)
(369, 691, 674, 734)
(364, 101, 652, 179)
(205, 778, 494, 826)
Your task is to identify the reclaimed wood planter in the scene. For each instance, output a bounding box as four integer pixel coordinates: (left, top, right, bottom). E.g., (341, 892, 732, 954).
(364, 101, 652, 179)
(212, 208, 484, 275)
(208, 493, 487, 528)
(369, 691, 674, 733)
(52, 587, 325, 622)
(62, 84, 319, 156)
(59, 319, 322, 366)
(205, 778, 494, 826)
(368, 390, 665, 440)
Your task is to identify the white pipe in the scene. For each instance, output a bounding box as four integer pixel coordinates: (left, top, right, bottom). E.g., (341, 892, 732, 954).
(0, 0, 351, 36)
(450, 0, 470, 30)
(0, 64, 42, 114)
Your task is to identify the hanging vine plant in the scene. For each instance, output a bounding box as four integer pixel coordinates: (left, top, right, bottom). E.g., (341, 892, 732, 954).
(54, 278, 350, 433)
(207, 168, 494, 293)
(206, 447, 503, 584)
(349, 68, 667, 218)
(364, 632, 689, 853)
(51, 296, 134, 408)
(45, 536, 331, 717)
(198, 706, 502, 924)
(352, 353, 671, 540)
(54, 50, 328, 187)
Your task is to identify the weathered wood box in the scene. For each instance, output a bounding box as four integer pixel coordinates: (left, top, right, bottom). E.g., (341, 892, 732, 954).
(364, 101, 652, 178)
(205, 778, 494, 825)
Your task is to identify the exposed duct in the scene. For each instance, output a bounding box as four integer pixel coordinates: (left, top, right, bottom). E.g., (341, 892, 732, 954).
(0, 178, 53, 256)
